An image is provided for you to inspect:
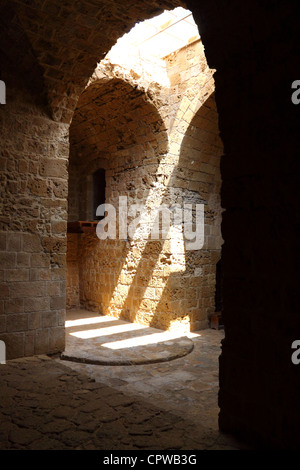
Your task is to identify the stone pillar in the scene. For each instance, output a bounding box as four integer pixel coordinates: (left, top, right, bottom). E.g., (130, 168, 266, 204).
(0, 89, 68, 359)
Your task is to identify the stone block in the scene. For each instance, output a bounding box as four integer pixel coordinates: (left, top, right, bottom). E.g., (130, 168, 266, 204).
(34, 329, 49, 355)
(51, 267, 66, 281)
(51, 252, 66, 268)
(17, 252, 31, 267)
(28, 178, 51, 197)
(5, 298, 24, 314)
(39, 158, 68, 178)
(24, 331, 35, 356)
(18, 159, 28, 173)
(0, 315, 6, 332)
(6, 269, 29, 282)
(24, 297, 50, 313)
(0, 252, 16, 268)
(30, 253, 50, 267)
(7, 233, 21, 251)
(10, 281, 45, 299)
(42, 236, 67, 254)
(49, 326, 65, 352)
(46, 281, 61, 296)
(50, 295, 66, 310)
(6, 314, 29, 332)
(0, 283, 9, 300)
(29, 268, 51, 281)
(0, 233, 6, 251)
(57, 309, 66, 326)
(42, 311, 57, 328)
(28, 312, 41, 330)
(22, 233, 42, 253)
(52, 180, 68, 198)
(51, 220, 67, 234)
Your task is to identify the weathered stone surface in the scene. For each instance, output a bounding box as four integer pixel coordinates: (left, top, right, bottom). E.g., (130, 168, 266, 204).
(66, 38, 222, 333)
(9, 427, 42, 446)
(61, 310, 194, 366)
(0, 327, 248, 451)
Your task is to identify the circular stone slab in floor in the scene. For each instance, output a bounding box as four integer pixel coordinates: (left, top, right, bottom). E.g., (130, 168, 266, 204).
(61, 310, 194, 366)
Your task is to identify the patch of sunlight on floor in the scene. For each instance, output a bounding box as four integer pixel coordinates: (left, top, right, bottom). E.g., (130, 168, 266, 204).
(65, 316, 120, 328)
(69, 321, 146, 339)
(65, 310, 201, 349)
(101, 330, 201, 349)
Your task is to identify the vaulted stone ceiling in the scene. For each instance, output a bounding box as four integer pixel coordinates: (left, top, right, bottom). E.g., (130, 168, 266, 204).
(70, 77, 166, 166)
(7, 0, 184, 122)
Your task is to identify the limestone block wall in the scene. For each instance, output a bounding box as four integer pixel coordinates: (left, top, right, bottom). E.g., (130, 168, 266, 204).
(165, 41, 223, 329)
(67, 38, 223, 332)
(66, 234, 80, 309)
(0, 89, 68, 359)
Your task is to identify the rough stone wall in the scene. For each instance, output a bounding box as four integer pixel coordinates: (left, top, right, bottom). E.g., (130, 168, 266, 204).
(68, 77, 173, 329)
(0, 89, 68, 359)
(7, 0, 183, 123)
(66, 234, 80, 309)
(67, 38, 222, 332)
(0, 0, 187, 359)
(165, 42, 223, 329)
(78, 92, 170, 328)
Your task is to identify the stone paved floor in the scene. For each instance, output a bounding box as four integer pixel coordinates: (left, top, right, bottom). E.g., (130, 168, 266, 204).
(62, 309, 195, 365)
(0, 310, 250, 450)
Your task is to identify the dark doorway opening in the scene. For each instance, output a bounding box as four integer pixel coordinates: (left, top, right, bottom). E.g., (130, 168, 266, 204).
(93, 168, 106, 221)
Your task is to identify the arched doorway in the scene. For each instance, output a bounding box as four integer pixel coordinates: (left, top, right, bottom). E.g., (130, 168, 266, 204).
(67, 76, 169, 325)
(66, 8, 223, 335)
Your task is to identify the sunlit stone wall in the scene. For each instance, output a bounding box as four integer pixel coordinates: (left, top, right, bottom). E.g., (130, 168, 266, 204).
(67, 37, 223, 332)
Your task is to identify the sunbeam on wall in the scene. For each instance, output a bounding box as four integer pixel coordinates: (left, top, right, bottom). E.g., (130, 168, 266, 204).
(67, 7, 223, 334)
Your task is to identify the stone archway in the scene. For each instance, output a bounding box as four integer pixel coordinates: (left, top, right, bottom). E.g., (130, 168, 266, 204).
(66, 11, 224, 335)
(67, 75, 170, 327)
